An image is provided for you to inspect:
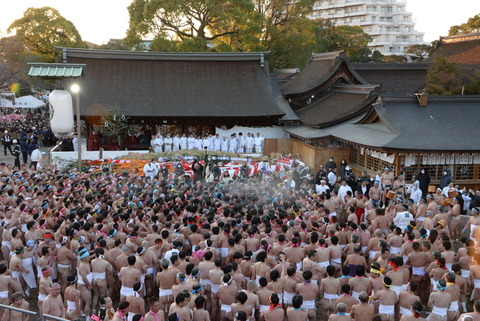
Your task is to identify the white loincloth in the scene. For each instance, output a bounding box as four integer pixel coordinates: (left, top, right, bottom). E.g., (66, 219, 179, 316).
(21, 257, 37, 289)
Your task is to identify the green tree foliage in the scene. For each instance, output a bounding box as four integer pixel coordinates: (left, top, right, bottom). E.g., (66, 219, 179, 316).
(125, 0, 375, 68)
(8, 7, 86, 62)
(449, 14, 480, 35)
(464, 70, 480, 95)
(0, 35, 46, 93)
(406, 44, 434, 60)
(426, 57, 462, 95)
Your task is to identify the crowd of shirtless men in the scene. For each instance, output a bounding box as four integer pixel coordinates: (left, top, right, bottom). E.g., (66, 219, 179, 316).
(0, 163, 480, 321)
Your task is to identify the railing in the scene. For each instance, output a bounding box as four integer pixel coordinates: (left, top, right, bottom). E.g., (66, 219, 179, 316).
(0, 304, 69, 321)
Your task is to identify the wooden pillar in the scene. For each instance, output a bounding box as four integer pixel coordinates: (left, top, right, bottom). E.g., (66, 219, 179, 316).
(474, 164, 479, 183)
(395, 153, 401, 176)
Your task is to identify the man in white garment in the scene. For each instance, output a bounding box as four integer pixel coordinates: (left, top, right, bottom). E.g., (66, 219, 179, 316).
(327, 169, 337, 186)
(254, 132, 264, 153)
(187, 134, 196, 150)
(152, 134, 163, 153)
(172, 133, 181, 151)
(237, 132, 245, 153)
(179, 133, 187, 150)
(202, 136, 210, 151)
(220, 137, 229, 152)
(163, 134, 173, 152)
(407, 181, 422, 205)
(338, 180, 353, 200)
(143, 159, 159, 181)
(208, 134, 216, 151)
(228, 134, 237, 153)
(213, 134, 221, 151)
(194, 136, 203, 150)
(245, 133, 254, 153)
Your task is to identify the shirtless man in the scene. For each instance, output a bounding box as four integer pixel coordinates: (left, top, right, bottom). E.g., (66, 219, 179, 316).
(286, 295, 308, 321)
(157, 257, 179, 315)
(296, 270, 318, 321)
(257, 277, 274, 314)
(343, 245, 367, 277)
(243, 280, 260, 321)
(259, 293, 282, 321)
(320, 265, 340, 321)
(456, 300, 480, 321)
(64, 275, 81, 320)
(381, 167, 394, 205)
(218, 274, 238, 321)
(369, 181, 382, 204)
(284, 238, 305, 273)
(399, 301, 425, 321)
(386, 257, 404, 298)
(374, 277, 398, 321)
(209, 258, 224, 320)
(43, 283, 65, 319)
(328, 302, 351, 321)
(0, 263, 21, 320)
(9, 246, 24, 292)
(126, 282, 145, 321)
(348, 266, 371, 299)
(443, 272, 460, 321)
(78, 250, 93, 318)
(329, 236, 343, 269)
(57, 236, 75, 295)
(251, 251, 271, 285)
(230, 291, 253, 321)
(351, 292, 374, 321)
(92, 248, 113, 306)
(406, 242, 429, 303)
(142, 241, 158, 297)
(427, 279, 452, 321)
(145, 297, 165, 321)
(169, 292, 192, 321)
(9, 292, 30, 321)
(120, 255, 142, 301)
(398, 282, 420, 318)
(365, 229, 385, 265)
(193, 296, 210, 321)
(38, 266, 53, 316)
(198, 251, 215, 311)
(335, 284, 358, 314)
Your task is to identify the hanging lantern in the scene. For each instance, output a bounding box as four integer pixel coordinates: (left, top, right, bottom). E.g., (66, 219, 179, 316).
(49, 89, 74, 138)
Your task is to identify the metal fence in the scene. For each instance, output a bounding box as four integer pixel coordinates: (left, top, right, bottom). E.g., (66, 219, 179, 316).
(0, 304, 69, 321)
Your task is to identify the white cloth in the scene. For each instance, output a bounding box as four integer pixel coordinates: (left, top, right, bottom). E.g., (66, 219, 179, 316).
(379, 304, 395, 315)
(67, 300, 77, 312)
(431, 306, 448, 318)
(121, 286, 135, 297)
(143, 162, 159, 180)
(221, 304, 232, 313)
(303, 299, 315, 309)
(399, 306, 411, 315)
(21, 257, 37, 288)
(259, 305, 269, 313)
(283, 291, 294, 304)
(338, 185, 353, 200)
(448, 300, 459, 312)
(393, 211, 414, 231)
(412, 266, 425, 276)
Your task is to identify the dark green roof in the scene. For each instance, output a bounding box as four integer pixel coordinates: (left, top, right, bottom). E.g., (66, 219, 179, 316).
(27, 63, 85, 78)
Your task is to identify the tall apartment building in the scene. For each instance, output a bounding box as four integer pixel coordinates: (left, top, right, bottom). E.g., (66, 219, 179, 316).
(310, 0, 425, 56)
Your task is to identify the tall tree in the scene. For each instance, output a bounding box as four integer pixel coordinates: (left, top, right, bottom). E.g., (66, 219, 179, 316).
(449, 14, 480, 35)
(125, 0, 253, 50)
(8, 7, 86, 62)
(426, 57, 462, 95)
(405, 44, 434, 60)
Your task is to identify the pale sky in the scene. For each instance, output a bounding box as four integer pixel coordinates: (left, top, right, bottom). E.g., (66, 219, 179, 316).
(0, 0, 479, 44)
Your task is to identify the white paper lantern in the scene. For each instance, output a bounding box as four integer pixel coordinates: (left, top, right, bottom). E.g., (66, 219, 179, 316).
(49, 89, 75, 138)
